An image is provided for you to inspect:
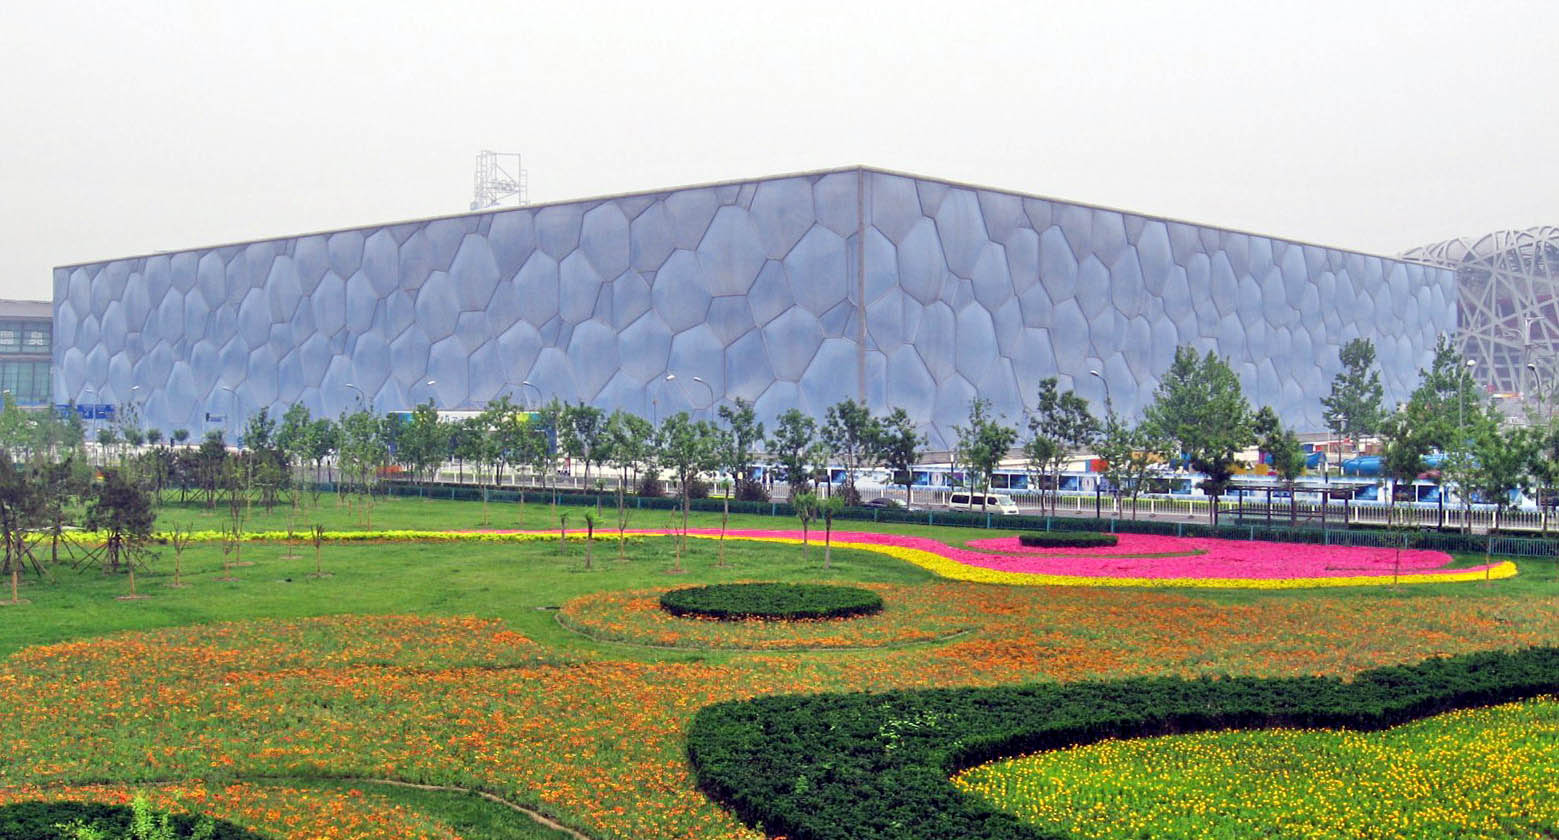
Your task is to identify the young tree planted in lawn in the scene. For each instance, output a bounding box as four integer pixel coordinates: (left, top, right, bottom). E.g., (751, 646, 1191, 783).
(769, 409, 818, 496)
(658, 412, 720, 572)
(309, 524, 328, 578)
(0, 453, 45, 605)
(1320, 337, 1386, 459)
(953, 398, 1018, 512)
(604, 409, 654, 559)
(337, 409, 389, 526)
(561, 402, 608, 485)
(1025, 378, 1098, 515)
(583, 510, 596, 570)
(1093, 414, 1170, 520)
(168, 523, 192, 589)
(878, 407, 925, 508)
(1143, 346, 1255, 526)
(818, 493, 845, 570)
(1461, 423, 1537, 563)
(1255, 406, 1308, 525)
(716, 397, 766, 500)
(84, 468, 156, 584)
(396, 401, 450, 498)
(821, 399, 881, 506)
(791, 490, 817, 562)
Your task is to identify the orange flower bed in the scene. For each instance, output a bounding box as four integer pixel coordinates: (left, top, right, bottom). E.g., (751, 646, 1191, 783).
(1, 596, 1556, 839)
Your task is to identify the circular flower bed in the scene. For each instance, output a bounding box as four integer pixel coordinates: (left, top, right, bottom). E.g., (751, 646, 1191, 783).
(660, 582, 884, 621)
(561, 583, 971, 650)
(1016, 531, 1118, 549)
(0, 800, 265, 840)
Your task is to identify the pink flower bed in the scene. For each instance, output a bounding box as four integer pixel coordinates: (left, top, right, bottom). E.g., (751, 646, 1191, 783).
(674, 529, 1492, 581)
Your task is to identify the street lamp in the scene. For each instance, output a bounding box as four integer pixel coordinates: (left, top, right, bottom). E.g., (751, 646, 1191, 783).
(1528, 363, 1550, 423)
(81, 387, 97, 443)
(1088, 369, 1113, 415)
(415, 379, 438, 408)
(218, 385, 237, 445)
(519, 380, 542, 411)
(1459, 358, 1477, 433)
(679, 374, 715, 420)
(345, 382, 368, 414)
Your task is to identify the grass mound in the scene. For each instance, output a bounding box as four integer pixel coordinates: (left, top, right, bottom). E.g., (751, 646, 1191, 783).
(0, 800, 265, 840)
(1017, 532, 1118, 549)
(660, 582, 884, 621)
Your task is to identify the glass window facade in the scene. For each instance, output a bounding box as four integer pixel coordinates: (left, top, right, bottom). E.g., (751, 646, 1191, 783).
(0, 321, 49, 355)
(0, 360, 51, 404)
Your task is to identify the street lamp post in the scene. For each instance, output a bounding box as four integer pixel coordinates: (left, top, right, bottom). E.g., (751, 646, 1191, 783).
(1528, 363, 1550, 423)
(414, 379, 438, 408)
(1088, 369, 1113, 416)
(218, 386, 237, 445)
(690, 376, 715, 420)
(519, 380, 542, 411)
(345, 383, 368, 414)
(1459, 358, 1477, 432)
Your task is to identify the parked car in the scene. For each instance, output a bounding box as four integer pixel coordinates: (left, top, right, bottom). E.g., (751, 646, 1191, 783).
(862, 497, 914, 511)
(947, 491, 1021, 515)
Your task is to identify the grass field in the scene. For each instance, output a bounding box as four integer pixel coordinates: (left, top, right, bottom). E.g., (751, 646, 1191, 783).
(0, 494, 1553, 839)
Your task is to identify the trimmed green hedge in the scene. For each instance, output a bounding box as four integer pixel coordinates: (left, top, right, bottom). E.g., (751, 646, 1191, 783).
(660, 583, 884, 621)
(1016, 531, 1117, 548)
(0, 801, 267, 839)
(686, 646, 1559, 840)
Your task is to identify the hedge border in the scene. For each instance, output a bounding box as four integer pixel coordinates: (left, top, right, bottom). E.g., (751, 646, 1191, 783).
(0, 800, 266, 840)
(685, 646, 1559, 840)
(1015, 532, 1118, 549)
(659, 583, 884, 621)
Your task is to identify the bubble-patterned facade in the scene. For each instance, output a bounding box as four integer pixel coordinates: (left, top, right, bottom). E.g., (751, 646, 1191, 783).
(54, 167, 1457, 447)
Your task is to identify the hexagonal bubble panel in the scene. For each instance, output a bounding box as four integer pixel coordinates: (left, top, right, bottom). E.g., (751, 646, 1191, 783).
(414, 273, 460, 339)
(559, 251, 604, 324)
(798, 338, 859, 412)
(495, 319, 543, 376)
(238, 288, 271, 348)
(724, 329, 774, 403)
(665, 188, 720, 249)
(760, 307, 825, 382)
(955, 302, 998, 385)
(934, 189, 987, 278)
(594, 369, 652, 420)
(465, 340, 507, 405)
(1108, 250, 1145, 318)
(488, 209, 537, 279)
(1038, 226, 1078, 302)
(929, 374, 977, 446)
(245, 345, 280, 408)
(667, 324, 725, 398)
(100, 302, 127, 356)
(751, 379, 801, 433)
(197, 252, 226, 308)
(745, 260, 794, 326)
(426, 336, 471, 407)
(449, 234, 501, 311)
(706, 295, 756, 345)
(785, 225, 848, 315)
(579, 203, 630, 279)
(630, 200, 676, 272)
(566, 319, 620, 400)
(611, 269, 652, 329)
(751, 176, 815, 258)
(523, 347, 578, 404)
(169, 253, 198, 295)
(389, 327, 431, 385)
(618, 311, 673, 384)
(970, 242, 1011, 310)
(515, 252, 560, 327)
(812, 172, 857, 238)
(866, 288, 909, 350)
(1075, 256, 1111, 320)
(651, 250, 710, 332)
(913, 301, 955, 382)
(897, 218, 946, 305)
(697, 206, 767, 296)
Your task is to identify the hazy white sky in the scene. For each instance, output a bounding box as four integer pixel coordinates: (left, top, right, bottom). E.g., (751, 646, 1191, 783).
(4, 0, 1556, 300)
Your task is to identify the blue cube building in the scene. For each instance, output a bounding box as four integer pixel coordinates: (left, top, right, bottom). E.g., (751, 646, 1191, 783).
(53, 166, 1457, 447)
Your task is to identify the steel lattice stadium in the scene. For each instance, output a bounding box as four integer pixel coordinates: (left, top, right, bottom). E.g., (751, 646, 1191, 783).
(1402, 227, 1559, 398)
(53, 167, 1458, 445)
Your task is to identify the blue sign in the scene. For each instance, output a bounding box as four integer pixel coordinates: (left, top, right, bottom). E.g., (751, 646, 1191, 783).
(56, 403, 115, 421)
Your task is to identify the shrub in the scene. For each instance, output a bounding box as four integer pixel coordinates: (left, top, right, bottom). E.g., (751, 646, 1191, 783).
(660, 583, 884, 621)
(635, 472, 666, 498)
(686, 477, 712, 500)
(686, 646, 1559, 840)
(0, 798, 266, 840)
(1017, 531, 1118, 548)
(735, 479, 770, 502)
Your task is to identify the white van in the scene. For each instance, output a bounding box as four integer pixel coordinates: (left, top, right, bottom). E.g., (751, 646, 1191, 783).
(947, 491, 1021, 515)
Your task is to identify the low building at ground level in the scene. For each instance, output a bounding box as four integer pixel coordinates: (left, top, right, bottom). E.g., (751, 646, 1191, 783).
(53, 166, 1457, 446)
